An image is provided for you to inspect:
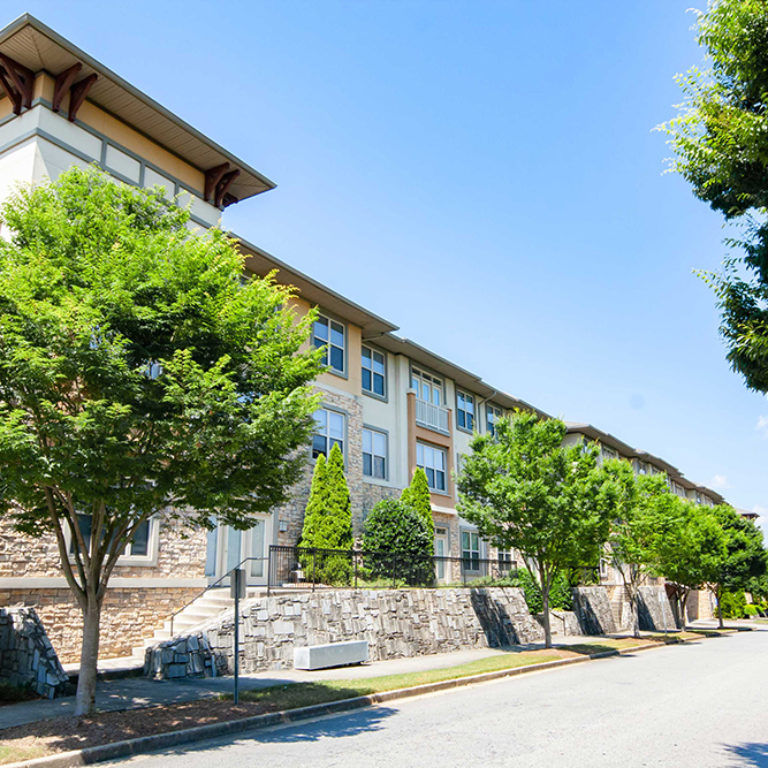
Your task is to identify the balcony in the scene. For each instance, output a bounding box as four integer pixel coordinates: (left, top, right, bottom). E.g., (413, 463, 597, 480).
(415, 398, 450, 434)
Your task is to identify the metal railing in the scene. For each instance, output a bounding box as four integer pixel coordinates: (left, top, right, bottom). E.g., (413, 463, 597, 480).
(267, 544, 518, 594)
(414, 398, 450, 433)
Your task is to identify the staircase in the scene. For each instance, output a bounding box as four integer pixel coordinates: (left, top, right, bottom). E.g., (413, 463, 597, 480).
(132, 587, 264, 658)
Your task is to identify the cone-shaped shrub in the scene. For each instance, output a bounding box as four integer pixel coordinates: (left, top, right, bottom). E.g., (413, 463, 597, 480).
(299, 453, 327, 548)
(401, 467, 434, 555)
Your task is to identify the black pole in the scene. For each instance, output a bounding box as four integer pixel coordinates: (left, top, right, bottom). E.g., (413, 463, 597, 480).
(233, 569, 240, 705)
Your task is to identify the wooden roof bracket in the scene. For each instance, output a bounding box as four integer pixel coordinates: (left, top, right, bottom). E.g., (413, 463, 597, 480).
(215, 169, 240, 208)
(67, 73, 97, 122)
(52, 63, 82, 113)
(204, 163, 230, 202)
(0, 52, 34, 114)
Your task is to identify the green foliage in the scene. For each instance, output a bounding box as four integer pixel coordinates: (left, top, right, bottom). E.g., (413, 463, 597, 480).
(400, 467, 434, 555)
(299, 443, 354, 584)
(457, 411, 612, 645)
(549, 570, 573, 612)
(515, 568, 543, 614)
(744, 604, 760, 617)
(720, 589, 747, 619)
(711, 505, 767, 592)
(362, 499, 433, 586)
(661, 0, 768, 391)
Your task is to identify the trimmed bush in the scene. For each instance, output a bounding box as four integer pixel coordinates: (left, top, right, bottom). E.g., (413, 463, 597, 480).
(363, 499, 433, 585)
(720, 589, 747, 619)
(549, 570, 574, 611)
(401, 468, 435, 555)
(516, 568, 543, 614)
(744, 604, 760, 617)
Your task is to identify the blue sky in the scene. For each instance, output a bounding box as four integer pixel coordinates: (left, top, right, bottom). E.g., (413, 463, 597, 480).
(5, 2, 766, 527)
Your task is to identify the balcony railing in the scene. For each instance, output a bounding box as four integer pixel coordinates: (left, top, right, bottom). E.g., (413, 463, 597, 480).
(415, 397, 450, 434)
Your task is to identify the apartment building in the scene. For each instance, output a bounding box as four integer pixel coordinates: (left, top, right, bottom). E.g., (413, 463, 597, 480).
(0, 15, 732, 659)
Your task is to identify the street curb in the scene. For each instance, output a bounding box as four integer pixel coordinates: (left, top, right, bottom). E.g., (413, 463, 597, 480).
(4, 633, 729, 768)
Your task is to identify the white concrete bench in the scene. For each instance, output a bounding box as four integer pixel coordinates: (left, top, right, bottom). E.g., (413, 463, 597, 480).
(293, 640, 369, 670)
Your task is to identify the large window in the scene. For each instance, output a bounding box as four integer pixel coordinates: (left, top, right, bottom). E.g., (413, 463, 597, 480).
(416, 442, 447, 492)
(461, 530, 480, 571)
(312, 408, 344, 458)
(313, 314, 345, 374)
(497, 548, 514, 571)
(361, 346, 386, 398)
(69, 514, 152, 559)
(363, 427, 387, 480)
(411, 367, 443, 405)
(486, 404, 503, 435)
(456, 391, 475, 431)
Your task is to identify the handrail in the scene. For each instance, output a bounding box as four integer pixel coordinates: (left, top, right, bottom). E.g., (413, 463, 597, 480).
(167, 556, 267, 639)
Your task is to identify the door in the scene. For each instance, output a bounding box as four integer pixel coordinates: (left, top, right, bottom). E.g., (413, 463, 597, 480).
(435, 527, 449, 583)
(208, 517, 272, 585)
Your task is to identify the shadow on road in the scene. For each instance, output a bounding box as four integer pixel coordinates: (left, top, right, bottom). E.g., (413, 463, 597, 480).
(723, 742, 768, 767)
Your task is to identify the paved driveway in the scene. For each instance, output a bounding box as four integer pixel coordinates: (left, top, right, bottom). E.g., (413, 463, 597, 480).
(116, 630, 768, 768)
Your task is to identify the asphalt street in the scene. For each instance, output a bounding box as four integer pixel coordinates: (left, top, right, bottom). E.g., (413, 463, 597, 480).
(116, 630, 768, 768)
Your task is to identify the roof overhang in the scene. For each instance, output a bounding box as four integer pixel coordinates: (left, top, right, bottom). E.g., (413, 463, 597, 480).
(0, 14, 274, 204)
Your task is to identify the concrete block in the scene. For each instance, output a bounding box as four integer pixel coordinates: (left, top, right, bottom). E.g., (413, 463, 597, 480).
(294, 640, 369, 670)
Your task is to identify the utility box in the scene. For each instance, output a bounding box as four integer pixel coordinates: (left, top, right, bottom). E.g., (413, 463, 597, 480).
(230, 568, 246, 600)
(294, 640, 369, 670)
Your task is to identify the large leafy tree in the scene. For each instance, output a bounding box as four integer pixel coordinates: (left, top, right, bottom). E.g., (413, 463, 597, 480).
(457, 412, 612, 648)
(0, 168, 324, 715)
(706, 505, 767, 627)
(662, 0, 768, 390)
(652, 501, 726, 629)
(601, 460, 676, 637)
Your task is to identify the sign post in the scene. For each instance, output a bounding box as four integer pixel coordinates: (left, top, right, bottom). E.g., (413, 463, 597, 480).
(230, 567, 245, 705)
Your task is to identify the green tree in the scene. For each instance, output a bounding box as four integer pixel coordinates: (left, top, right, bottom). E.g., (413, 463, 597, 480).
(362, 498, 433, 585)
(652, 501, 726, 629)
(456, 412, 612, 648)
(400, 467, 434, 556)
(0, 168, 324, 715)
(601, 460, 678, 637)
(299, 443, 354, 584)
(662, 0, 768, 391)
(706, 505, 767, 627)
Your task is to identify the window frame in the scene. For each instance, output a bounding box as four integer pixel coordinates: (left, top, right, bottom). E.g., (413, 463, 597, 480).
(311, 406, 347, 460)
(312, 312, 347, 377)
(461, 529, 481, 572)
(411, 366, 444, 406)
(456, 390, 475, 433)
(416, 440, 448, 494)
(361, 345, 387, 401)
(362, 425, 389, 482)
(66, 514, 159, 567)
(486, 404, 503, 435)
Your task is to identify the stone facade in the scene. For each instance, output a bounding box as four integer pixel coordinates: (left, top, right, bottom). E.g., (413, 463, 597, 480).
(145, 586, 545, 678)
(572, 586, 618, 635)
(0, 607, 71, 698)
(0, 587, 200, 664)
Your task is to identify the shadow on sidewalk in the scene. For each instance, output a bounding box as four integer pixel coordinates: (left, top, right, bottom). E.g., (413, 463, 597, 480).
(723, 742, 768, 767)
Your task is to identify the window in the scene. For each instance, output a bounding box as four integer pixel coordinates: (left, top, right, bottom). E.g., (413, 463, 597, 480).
(69, 514, 152, 559)
(601, 445, 618, 461)
(312, 408, 344, 458)
(486, 404, 503, 435)
(456, 391, 475, 431)
(411, 367, 443, 405)
(461, 530, 480, 571)
(313, 314, 345, 374)
(497, 548, 513, 571)
(416, 442, 447, 492)
(363, 427, 387, 480)
(361, 346, 386, 398)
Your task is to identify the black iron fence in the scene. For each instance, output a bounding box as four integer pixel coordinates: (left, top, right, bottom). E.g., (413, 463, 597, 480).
(267, 544, 520, 594)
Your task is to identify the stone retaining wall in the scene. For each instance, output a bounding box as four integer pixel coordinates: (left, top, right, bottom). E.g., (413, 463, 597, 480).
(638, 585, 676, 631)
(145, 586, 545, 679)
(572, 586, 618, 635)
(0, 606, 71, 698)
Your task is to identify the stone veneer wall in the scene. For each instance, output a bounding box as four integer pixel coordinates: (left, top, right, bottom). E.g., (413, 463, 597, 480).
(146, 586, 545, 679)
(572, 586, 618, 635)
(0, 587, 201, 664)
(638, 585, 677, 631)
(0, 607, 71, 698)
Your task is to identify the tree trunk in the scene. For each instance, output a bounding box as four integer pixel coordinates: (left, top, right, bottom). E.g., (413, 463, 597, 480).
(75, 595, 101, 716)
(541, 583, 552, 648)
(717, 588, 724, 629)
(628, 585, 639, 638)
(676, 594, 686, 631)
